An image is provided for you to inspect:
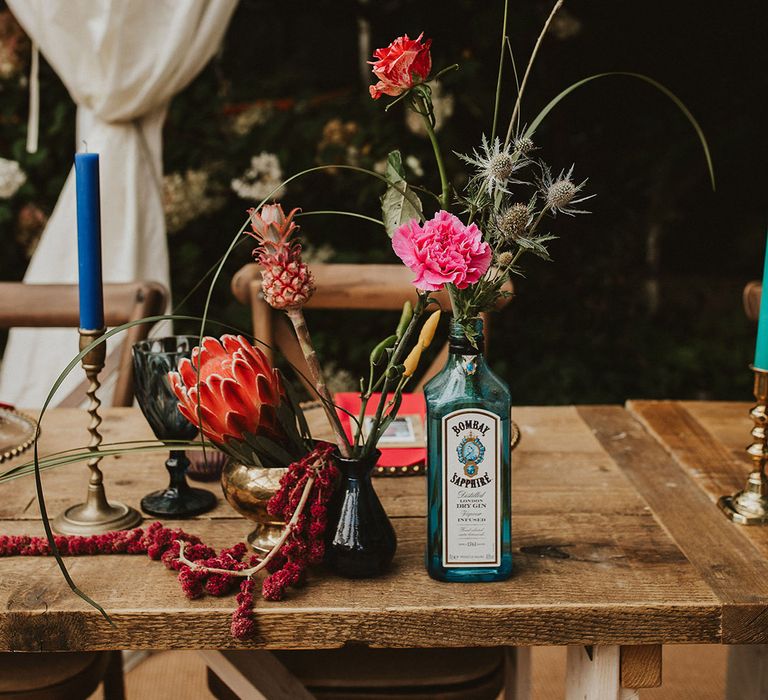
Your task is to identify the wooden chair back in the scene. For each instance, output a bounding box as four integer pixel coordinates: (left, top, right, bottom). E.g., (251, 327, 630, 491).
(0, 281, 168, 407)
(744, 281, 761, 321)
(231, 263, 513, 389)
(0, 650, 123, 700)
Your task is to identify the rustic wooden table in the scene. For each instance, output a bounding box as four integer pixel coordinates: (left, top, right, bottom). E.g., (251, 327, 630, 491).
(627, 400, 768, 700)
(0, 404, 746, 699)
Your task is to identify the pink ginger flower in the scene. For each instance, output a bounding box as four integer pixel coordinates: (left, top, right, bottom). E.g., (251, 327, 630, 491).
(392, 211, 492, 292)
(369, 32, 432, 100)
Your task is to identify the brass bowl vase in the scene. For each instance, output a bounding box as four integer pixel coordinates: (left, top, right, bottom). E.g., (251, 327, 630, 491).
(221, 462, 287, 553)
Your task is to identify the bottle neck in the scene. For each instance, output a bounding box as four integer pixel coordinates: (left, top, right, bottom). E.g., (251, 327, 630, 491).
(448, 318, 484, 356)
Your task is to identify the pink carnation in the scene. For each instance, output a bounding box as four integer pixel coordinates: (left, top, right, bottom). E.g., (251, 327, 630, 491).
(392, 211, 492, 292)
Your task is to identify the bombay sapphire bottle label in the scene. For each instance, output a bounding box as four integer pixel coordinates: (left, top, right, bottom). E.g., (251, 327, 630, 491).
(442, 408, 501, 567)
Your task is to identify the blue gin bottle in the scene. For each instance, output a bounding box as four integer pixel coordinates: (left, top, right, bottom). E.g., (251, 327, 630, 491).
(424, 318, 512, 582)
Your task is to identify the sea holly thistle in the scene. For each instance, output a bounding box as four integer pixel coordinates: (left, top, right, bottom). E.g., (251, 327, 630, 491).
(537, 162, 594, 216)
(457, 134, 529, 199)
(368, 18, 594, 344)
(369, 2, 712, 347)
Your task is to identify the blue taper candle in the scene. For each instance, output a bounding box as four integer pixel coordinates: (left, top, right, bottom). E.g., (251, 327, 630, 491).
(74, 152, 105, 330)
(755, 233, 768, 371)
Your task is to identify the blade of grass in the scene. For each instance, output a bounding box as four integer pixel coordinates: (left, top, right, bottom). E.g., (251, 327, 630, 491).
(491, 0, 510, 142)
(505, 0, 564, 146)
(523, 72, 716, 190)
(296, 210, 385, 228)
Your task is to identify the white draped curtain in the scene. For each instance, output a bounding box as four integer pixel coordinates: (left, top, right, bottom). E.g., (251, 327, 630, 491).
(1, 0, 238, 407)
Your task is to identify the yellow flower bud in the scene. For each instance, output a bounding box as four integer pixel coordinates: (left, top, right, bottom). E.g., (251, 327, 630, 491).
(403, 344, 423, 377)
(418, 309, 442, 349)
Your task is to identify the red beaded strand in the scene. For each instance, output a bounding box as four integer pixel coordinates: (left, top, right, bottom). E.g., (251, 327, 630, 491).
(0, 443, 338, 640)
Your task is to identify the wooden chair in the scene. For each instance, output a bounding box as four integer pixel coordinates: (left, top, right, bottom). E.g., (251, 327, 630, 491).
(0, 281, 168, 407)
(0, 651, 124, 700)
(231, 263, 513, 389)
(744, 281, 761, 321)
(0, 281, 166, 700)
(206, 648, 506, 700)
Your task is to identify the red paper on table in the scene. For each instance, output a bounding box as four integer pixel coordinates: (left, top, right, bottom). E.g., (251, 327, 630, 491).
(334, 392, 426, 468)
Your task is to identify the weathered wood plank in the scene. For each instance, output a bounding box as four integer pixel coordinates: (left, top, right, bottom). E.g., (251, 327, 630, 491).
(620, 644, 662, 688)
(586, 404, 768, 643)
(0, 514, 720, 651)
(4, 407, 646, 522)
(626, 401, 752, 509)
(0, 406, 724, 651)
(627, 400, 768, 570)
(680, 401, 752, 461)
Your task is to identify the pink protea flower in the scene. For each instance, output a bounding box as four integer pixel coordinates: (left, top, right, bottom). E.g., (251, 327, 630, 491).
(392, 211, 492, 291)
(369, 32, 432, 100)
(168, 335, 306, 465)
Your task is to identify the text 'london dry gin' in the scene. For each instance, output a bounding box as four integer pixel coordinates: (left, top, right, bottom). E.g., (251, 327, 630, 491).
(424, 318, 512, 582)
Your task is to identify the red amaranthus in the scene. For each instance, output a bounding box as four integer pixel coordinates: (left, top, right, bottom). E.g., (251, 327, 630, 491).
(0, 443, 337, 640)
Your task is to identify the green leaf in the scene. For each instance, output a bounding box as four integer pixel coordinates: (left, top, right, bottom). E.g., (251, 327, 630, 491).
(281, 375, 311, 444)
(380, 150, 423, 237)
(241, 433, 295, 467)
(275, 400, 304, 453)
(524, 72, 715, 190)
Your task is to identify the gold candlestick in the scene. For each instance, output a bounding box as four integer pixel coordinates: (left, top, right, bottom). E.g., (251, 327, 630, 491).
(52, 328, 142, 534)
(718, 366, 768, 524)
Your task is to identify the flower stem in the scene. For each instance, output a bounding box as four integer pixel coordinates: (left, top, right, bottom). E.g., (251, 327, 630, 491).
(285, 307, 352, 458)
(361, 293, 428, 455)
(418, 95, 451, 210)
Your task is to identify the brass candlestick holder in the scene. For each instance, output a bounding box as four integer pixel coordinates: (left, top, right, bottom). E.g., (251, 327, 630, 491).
(718, 366, 768, 525)
(52, 328, 142, 534)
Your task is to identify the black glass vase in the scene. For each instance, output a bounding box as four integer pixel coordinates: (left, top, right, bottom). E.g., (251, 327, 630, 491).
(325, 449, 397, 578)
(132, 336, 217, 517)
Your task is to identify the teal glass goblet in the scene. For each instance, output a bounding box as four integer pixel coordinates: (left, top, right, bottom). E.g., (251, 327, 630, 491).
(132, 336, 217, 517)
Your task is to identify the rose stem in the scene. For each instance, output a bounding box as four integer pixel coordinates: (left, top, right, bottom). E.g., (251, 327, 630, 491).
(418, 94, 450, 210)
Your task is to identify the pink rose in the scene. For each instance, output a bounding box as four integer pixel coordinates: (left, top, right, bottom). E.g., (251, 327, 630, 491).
(392, 211, 492, 292)
(369, 33, 432, 100)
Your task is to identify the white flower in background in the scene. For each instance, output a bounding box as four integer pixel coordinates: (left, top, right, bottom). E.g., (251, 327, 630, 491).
(406, 81, 455, 136)
(162, 169, 224, 234)
(229, 102, 274, 136)
(0, 51, 16, 80)
(405, 155, 424, 177)
(316, 119, 361, 173)
(0, 157, 26, 198)
(231, 152, 286, 202)
(0, 10, 27, 80)
(302, 242, 335, 265)
(15, 202, 47, 259)
(551, 8, 583, 40)
(323, 361, 358, 394)
(373, 159, 388, 175)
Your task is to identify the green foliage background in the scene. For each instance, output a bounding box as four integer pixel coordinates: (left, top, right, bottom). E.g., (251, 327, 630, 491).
(0, 0, 764, 404)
